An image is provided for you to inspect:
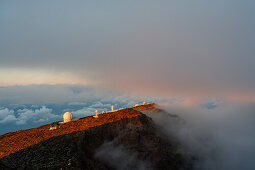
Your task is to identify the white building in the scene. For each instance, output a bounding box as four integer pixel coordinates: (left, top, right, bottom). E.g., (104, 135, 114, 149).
(63, 112, 73, 123)
(93, 110, 99, 118)
(134, 104, 140, 107)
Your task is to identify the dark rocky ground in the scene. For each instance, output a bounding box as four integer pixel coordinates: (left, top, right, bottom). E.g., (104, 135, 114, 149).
(0, 108, 142, 159)
(0, 105, 195, 170)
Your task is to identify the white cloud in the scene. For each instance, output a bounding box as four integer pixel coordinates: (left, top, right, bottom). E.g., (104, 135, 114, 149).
(0, 106, 60, 125)
(72, 107, 95, 118)
(67, 102, 87, 106)
(153, 102, 255, 170)
(0, 108, 16, 123)
(71, 102, 112, 118)
(16, 106, 60, 125)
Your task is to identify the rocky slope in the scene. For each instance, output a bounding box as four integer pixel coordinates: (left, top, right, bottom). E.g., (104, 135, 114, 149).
(0, 108, 141, 159)
(0, 104, 194, 170)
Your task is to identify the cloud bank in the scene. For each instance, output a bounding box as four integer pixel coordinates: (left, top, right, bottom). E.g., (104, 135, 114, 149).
(0, 0, 255, 100)
(147, 103, 255, 170)
(0, 84, 157, 134)
(0, 106, 59, 125)
(95, 141, 151, 170)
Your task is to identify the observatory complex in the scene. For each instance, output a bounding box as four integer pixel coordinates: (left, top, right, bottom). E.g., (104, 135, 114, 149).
(50, 102, 149, 130)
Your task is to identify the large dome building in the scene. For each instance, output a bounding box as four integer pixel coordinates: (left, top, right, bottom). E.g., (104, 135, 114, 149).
(63, 112, 73, 123)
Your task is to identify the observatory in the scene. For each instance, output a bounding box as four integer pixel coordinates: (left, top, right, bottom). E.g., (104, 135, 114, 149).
(49, 122, 60, 130)
(142, 101, 147, 105)
(134, 104, 140, 107)
(63, 112, 73, 123)
(93, 110, 99, 118)
(111, 105, 118, 112)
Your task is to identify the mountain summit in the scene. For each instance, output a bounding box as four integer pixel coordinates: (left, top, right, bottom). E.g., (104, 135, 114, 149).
(0, 104, 194, 170)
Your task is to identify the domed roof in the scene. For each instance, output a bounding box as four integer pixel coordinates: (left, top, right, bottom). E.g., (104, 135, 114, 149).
(63, 112, 73, 123)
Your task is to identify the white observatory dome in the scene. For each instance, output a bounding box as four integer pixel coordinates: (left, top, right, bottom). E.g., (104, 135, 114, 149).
(142, 102, 147, 105)
(63, 112, 73, 123)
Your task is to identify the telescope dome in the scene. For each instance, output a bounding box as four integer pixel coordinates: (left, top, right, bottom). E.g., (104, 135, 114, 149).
(63, 112, 73, 123)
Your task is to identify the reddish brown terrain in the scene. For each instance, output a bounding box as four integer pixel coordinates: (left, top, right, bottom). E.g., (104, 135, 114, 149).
(133, 103, 161, 113)
(0, 103, 194, 170)
(0, 107, 143, 159)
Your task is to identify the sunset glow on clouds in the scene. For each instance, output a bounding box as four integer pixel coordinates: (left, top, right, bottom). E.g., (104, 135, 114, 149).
(0, 1, 254, 105)
(0, 68, 90, 86)
(1, 0, 254, 104)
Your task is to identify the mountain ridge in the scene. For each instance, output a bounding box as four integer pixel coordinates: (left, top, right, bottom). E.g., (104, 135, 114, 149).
(0, 107, 144, 159)
(0, 103, 194, 169)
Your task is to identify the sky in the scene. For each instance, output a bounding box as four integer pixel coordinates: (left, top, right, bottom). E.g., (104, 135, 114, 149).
(0, 0, 255, 100)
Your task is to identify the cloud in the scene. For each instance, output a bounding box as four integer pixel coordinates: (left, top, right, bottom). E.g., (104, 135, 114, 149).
(0, 106, 60, 125)
(95, 141, 151, 170)
(71, 101, 130, 118)
(0, 85, 151, 106)
(71, 107, 98, 118)
(0, 108, 16, 124)
(67, 102, 87, 106)
(0, 1, 255, 100)
(148, 102, 255, 170)
(202, 99, 223, 110)
(15, 106, 60, 125)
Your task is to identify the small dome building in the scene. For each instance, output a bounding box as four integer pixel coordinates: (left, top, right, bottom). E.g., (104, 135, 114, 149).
(63, 112, 73, 123)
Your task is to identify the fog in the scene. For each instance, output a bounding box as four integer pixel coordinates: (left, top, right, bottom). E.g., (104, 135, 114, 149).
(147, 103, 255, 170)
(95, 141, 151, 170)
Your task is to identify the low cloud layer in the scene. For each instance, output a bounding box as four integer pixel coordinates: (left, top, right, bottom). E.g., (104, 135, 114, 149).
(0, 84, 151, 106)
(0, 84, 157, 134)
(0, 108, 16, 124)
(0, 106, 59, 125)
(148, 103, 255, 170)
(0, 106, 60, 134)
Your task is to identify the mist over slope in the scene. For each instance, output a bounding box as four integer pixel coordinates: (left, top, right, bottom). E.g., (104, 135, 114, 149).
(146, 103, 255, 170)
